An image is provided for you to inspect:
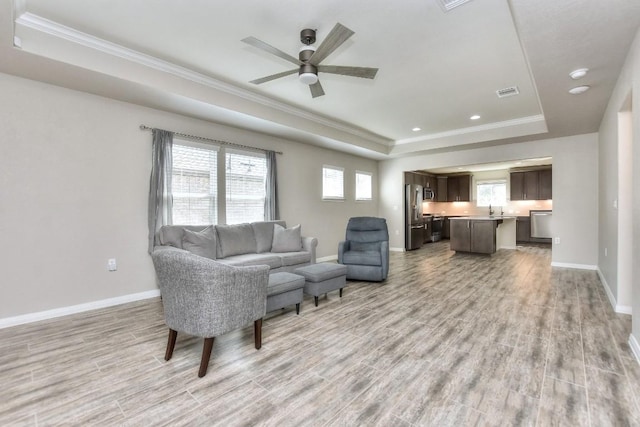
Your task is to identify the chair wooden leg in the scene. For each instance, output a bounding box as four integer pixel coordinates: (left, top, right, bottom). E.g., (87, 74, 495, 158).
(314, 296, 319, 307)
(254, 318, 263, 350)
(339, 288, 343, 298)
(296, 303, 300, 315)
(165, 329, 177, 361)
(198, 337, 215, 378)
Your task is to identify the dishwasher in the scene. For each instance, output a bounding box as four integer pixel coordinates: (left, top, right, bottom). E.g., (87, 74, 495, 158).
(530, 210, 552, 240)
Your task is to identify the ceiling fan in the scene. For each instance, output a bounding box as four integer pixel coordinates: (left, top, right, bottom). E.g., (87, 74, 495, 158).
(242, 23, 379, 98)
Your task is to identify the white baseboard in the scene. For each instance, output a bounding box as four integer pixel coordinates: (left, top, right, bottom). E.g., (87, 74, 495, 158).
(629, 334, 640, 365)
(596, 267, 633, 314)
(550, 262, 597, 270)
(390, 247, 405, 252)
(316, 255, 338, 263)
(0, 289, 161, 329)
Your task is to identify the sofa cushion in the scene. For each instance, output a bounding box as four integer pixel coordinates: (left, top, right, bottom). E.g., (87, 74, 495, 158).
(182, 227, 217, 260)
(342, 250, 382, 266)
(278, 251, 311, 266)
(271, 224, 302, 253)
(252, 222, 276, 253)
(216, 253, 282, 269)
(216, 223, 257, 258)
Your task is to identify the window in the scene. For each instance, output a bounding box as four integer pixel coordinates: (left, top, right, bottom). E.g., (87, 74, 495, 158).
(172, 143, 218, 225)
(322, 165, 344, 200)
(171, 140, 267, 225)
(225, 150, 267, 224)
(476, 180, 507, 207)
(355, 171, 373, 201)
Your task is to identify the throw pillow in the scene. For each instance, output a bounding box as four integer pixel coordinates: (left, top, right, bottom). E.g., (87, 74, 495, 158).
(182, 227, 217, 260)
(216, 223, 257, 257)
(271, 224, 302, 253)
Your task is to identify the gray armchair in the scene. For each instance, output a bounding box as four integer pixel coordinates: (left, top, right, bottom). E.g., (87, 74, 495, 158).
(338, 217, 389, 281)
(151, 248, 270, 377)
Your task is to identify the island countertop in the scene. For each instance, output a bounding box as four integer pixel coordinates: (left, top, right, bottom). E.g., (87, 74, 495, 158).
(450, 216, 517, 221)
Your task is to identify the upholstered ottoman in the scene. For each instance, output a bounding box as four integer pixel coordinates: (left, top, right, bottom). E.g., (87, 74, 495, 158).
(267, 272, 305, 314)
(295, 263, 348, 307)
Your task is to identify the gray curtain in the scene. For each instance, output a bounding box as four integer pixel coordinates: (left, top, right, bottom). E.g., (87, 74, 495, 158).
(264, 150, 279, 220)
(148, 129, 174, 253)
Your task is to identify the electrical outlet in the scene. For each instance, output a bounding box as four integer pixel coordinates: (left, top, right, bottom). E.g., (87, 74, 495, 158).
(554, 237, 560, 245)
(108, 258, 117, 271)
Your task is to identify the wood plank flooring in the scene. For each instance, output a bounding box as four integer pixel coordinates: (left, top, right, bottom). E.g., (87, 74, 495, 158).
(1, 242, 640, 426)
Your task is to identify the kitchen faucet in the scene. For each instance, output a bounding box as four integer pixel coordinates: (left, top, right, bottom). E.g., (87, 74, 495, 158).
(489, 204, 494, 216)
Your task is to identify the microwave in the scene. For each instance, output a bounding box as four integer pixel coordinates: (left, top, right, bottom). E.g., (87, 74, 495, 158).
(424, 187, 435, 200)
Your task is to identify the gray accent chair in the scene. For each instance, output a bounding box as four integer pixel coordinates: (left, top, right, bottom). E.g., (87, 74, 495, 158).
(152, 248, 270, 377)
(338, 217, 389, 281)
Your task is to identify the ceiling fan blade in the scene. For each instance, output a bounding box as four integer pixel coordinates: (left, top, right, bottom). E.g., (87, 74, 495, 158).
(318, 65, 378, 79)
(309, 23, 355, 66)
(242, 36, 301, 66)
(249, 69, 298, 84)
(309, 81, 325, 98)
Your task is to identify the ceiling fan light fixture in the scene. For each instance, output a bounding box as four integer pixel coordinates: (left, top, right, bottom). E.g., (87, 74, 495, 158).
(299, 72, 318, 85)
(299, 63, 318, 85)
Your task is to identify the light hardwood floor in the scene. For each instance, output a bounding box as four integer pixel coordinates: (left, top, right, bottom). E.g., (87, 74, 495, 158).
(1, 242, 640, 426)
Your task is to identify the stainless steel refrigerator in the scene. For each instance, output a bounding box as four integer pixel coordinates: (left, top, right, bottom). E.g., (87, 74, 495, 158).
(405, 184, 424, 250)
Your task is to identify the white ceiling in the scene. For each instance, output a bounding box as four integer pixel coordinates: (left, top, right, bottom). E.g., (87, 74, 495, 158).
(2, 0, 640, 159)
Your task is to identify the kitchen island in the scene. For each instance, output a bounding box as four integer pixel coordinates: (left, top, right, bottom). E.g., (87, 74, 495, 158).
(449, 216, 516, 254)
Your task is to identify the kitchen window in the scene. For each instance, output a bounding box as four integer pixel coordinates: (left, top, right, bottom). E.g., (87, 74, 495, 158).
(172, 139, 267, 224)
(322, 165, 344, 200)
(476, 180, 506, 207)
(355, 171, 373, 201)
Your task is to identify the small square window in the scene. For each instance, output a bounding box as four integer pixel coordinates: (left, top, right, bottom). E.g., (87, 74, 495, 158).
(322, 166, 344, 200)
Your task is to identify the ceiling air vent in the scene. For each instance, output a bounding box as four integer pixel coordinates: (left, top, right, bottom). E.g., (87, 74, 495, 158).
(437, 0, 473, 12)
(496, 86, 520, 98)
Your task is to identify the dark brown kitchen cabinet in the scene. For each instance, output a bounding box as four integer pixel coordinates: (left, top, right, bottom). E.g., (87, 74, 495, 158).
(510, 168, 552, 201)
(538, 169, 552, 200)
(449, 219, 497, 254)
(516, 216, 530, 243)
(437, 176, 448, 202)
(442, 216, 451, 239)
(423, 174, 436, 190)
(404, 172, 418, 185)
(447, 175, 471, 202)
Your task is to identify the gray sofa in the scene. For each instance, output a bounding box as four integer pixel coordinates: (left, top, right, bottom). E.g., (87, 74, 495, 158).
(154, 220, 317, 273)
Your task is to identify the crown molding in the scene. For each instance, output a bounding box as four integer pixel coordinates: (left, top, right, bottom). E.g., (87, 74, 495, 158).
(394, 114, 546, 145)
(14, 12, 392, 148)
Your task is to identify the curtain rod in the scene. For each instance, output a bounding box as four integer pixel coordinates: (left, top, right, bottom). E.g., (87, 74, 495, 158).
(139, 125, 283, 155)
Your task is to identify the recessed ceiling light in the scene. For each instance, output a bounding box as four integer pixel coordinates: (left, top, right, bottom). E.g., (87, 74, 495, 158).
(412, 127, 421, 132)
(569, 85, 590, 95)
(470, 115, 481, 120)
(569, 68, 589, 79)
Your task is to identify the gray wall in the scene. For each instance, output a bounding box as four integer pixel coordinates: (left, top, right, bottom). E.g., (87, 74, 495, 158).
(379, 133, 599, 267)
(0, 72, 378, 319)
(598, 28, 640, 346)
